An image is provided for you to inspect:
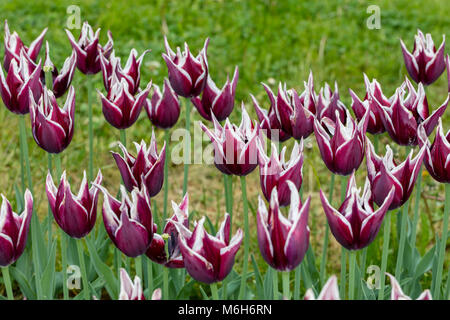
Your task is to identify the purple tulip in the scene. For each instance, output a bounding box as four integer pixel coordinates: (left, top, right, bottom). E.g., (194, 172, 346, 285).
(386, 273, 432, 300)
(0, 189, 33, 267)
(162, 37, 209, 97)
(46, 170, 102, 238)
(366, 139, 425, 210)
(112, 131, 166, 197)
(96, 184, 153, 257)
(119, 268, 145, 300)
(418, 119, 450, 183)
(320, 172, 394, 250)
(201, 104, 260, 176)
(3, 20, 47, 71)
(376, 78, 449, 146)
(98, 75, 151, 129)
(66, 22, 114, 75)
(258, 140, 304, 207)
(349, 74, 390, 135)
(191, 67, 238, 121)
(0, 52, 42, 114)
(400, 30, 445, 85)
(314, 109, 369, 175)
(145, 193, 189, 268)
(304, 275, 340, 300)
(172, 212, 243, 284)
(316, 82, 347, 123)
(251, 83, 291, 142)
(43, 42, 76, 98)
(30, 86, 75, 154)
(145, 79, 180, 129)
(257, 181, 310, 271)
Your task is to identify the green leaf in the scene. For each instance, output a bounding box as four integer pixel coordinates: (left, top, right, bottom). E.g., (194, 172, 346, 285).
(40, 240, 57, 299)
(10, 266, 35, 300)
(263, 267, 274, 300)
(199, 285, 209, 300)
(413, 245, 436, 279)
(251, 254, 263, 299)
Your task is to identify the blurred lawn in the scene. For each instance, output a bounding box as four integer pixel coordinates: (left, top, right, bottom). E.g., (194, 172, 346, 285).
(0, 0, 449, 283)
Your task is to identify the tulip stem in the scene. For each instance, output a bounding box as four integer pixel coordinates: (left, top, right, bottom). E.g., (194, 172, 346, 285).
(349, 250, 356, 300)
(210, 283, 219, 300)
(434, 183, 450, 299)
(272, 269, 278, 300)
(358, 247, 368, 299)
(120, 129, 126, 148)
(238, 176, 249, 300)
(339, 175, 348, 298)
(378, 211, 392, 300)
(182, 99, 191, 196)
(147, 260, 153, 294)
(320, 174, 335, 285)
(395, 199, 410, 279)
(87, 76, 94, 182)
(223, 174, 233, 231)
(163, 129, 170, 222)
(60, 231, 69, 300)
(410, 167, 422, 269)
(282, 272, 290, 300)
(163, 267, 169, 300)
(47, 154, 53, 245)
(77, 240, 90, 300)
(135, 256, 142, 285)
(2, 266, 13, 300)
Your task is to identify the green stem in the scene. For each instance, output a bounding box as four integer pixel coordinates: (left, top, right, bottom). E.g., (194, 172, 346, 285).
(349, 250, 356, 300)
(77, 240, 90, 300)
(238, 176, 249, 299)
(272, 269, 278, 300)
(60, 231, 69, 300)
(395, 199, 410, 279)
(182, 99, 191, 195)
(294, 264, 301, 300)
(410, 167, 422, 272)
(147, 260, 153, 294)
(320, 174, 335, 285)
(2, 266, 13, 300)
(282, 271, 290, 300)
(120, 129, 126, 148)
(87, 76, 94, 182)
(210, 283, 219, 300)
(135, 256, 142, 285)
(378, 211, 392, 300)
(434, 183, 450, 299)
(163, 267, 169, 300)
(163, 129, 170, 222)
(47, 154, 53, 245)
(358, 248, 368, 299)
(339, 175, 348, 297)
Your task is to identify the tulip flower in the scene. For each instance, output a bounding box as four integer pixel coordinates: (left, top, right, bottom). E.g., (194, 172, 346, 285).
(112, 131, 166, 197)
(43, 42, 76, 98)
(146, 194, 189, 268)
(349, 74, 390, 135)
(96, 184, 154, 257)
(257, 181, 310, 271)
(145, 79, 180, 129)
(400, 30, 445, 86)
(304, 275, 340, 300)
(417, 119, 450, 183)
(316, 82, 347, 123)
(3, 20, 47, 71)
(258, 140, 304, 207)
(366, 139, 426, 210)
(162, 37, 209, 97)
(46, 170, 102, 238)
(172, 213, 243, 284)
(386, 273, 432, 300)
(376, 78, 449, 146)
(0, 190, 33, 267)
(98, 75, 151, 129)
(320, 172, 394, 250)
(314, 108, 369, 175)
(0, 52, 42, 114)
(66, 21, 114, 75)
(251, 83, 291, 142)
(100, 49, 149, 95)
(201, 105, 260, 176)
(119, 268, 145, 300)
(191, 66, 238, 121)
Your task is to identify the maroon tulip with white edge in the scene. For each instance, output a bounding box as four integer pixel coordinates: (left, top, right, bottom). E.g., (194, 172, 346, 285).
(145, 79, 180, 129)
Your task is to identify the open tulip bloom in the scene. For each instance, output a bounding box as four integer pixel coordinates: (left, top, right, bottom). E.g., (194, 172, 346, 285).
(386, 273, 432, 300)
(316, 82, 347, 123)
(146, 193, 189, 268)
(43, 42, 76, 98)
(145, 79, 180, 129)
(30, 86, 75, 154)
(163, 37, 209, 98)
(66, 21, 114, 75)
(46, 170, 102, 238)
(172, 213, 243, 284)
(320, 172, 395, 250)
(201, 105, 260, 176)
(257, 181, 310, 271)
(400, 29, 445, 86)
(304, 275, 340, 300)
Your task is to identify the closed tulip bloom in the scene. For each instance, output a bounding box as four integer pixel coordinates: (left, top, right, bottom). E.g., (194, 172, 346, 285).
(304, 275, 340, 300)
(112, 131, 166, 197)
(172, 213, 243, 284)
(201, 105, 260, 176)
(320, 172, 395, 250)
(366, 139, 426, 210)
(43, 42, 76, 98)
(146, 193, 189, 268)
(400, 30, 445, 86)
(191, 67, 238, 121)
(30, 86, 75, 154)
(314, 109, 369, 175)
(145, 79, 180, 129)
(46, 170, 102, 238)
(3, 20, 47, 71)
(251, 83, 291, 142)
(316, 82, 347, 123)
(257, 181, 310, 271)
(119, 268, 145, 300)
(98, 75, 151, 129)
(386, 273, 432, 300)
(97, 185, 153, 257)
(349, 74, 390, 135)
(258, 140, 304, 207)
(418, 119, 450, 183)
(0, 52, 42, 114)
(66, 21, 114, 75)
(0, 190, 33, 267)
(376, 78, 449, 146)
(163, 37, 209, 97)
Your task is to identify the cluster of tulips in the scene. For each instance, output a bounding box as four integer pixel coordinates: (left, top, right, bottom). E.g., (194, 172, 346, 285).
(0, 19, 449, 301)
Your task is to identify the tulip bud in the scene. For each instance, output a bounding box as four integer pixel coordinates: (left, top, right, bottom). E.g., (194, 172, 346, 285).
(119, 268, 145, 300)
(386, 273, 432, 300)
(316, 82, 347, 123)
(304, 275, 340, 300)
(145, 79, 180, 129)
(43, 42, 76, 98)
